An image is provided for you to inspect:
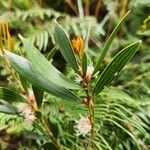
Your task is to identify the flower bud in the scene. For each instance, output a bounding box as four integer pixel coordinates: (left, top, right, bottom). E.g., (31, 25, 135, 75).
(28, 91, 35, 102)
(59, 107, 65, 113)
(85, 68, 92, 82)
(28, 90, 37, 111)
(82, 98, 88, 105)
(85, 62, 94, 82)
(71, 37, 84, 59)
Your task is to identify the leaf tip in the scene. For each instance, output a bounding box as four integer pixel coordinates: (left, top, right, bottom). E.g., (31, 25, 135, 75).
(138, 40, 142, 44)
(134, 40, 142, 47)
(18, 34, 24, 41)
(54, 20, 61, 29)
(126, 10, 131, 15)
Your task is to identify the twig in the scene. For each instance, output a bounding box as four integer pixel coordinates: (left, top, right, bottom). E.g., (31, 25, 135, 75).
(85, 0, 90, 16)
(40, 117, 63, 150)
(65, 0, 78, 15)
(81, 72, 95, 149)
(94, 0, 103, 18)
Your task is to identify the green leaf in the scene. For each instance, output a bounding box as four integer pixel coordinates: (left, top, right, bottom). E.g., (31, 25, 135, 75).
(43, 30, 49, 51)
(35, 111, 42, 119)
(19, 76, 29, 93)
(33, 122, 49, 140)
(98, 135, 113, 150)
(32, 85, 44, 107)
(19, 35, 80, 90)
(48, 117, 59, 139)
(82, 53, 87, 76)
(94, 11, 130, 74)
(41, 142, 58, 150)
(24, 131, 45, 140)
(0, 101, 17, 114)
(93, 41, 141, 95)
(54, 22, 79, 72)
(7, 52, 80, 101)
(46, 46, 57, 61)
(104, 118, 141, 150)
(0, 87, 26, 102)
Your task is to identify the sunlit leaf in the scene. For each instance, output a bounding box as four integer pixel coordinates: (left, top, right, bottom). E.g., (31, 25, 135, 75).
(0, 101, 17, 114)
(7, 52, 80, 101)
(19, 35, 80, 90)
(32, 85, 44, 107)
(93, 41, 141, 95)
(94, 11, 131, 74)
(82, 53, 87, 76)
(0, 87, 26, 102)
(54, 22, 79, 72)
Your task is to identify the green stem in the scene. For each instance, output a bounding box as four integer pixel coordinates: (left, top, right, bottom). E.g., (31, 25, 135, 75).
(40, 117, 63, 150)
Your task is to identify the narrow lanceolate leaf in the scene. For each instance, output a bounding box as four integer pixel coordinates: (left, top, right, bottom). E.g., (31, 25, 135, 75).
(7, 52, 80, 101)
(19, 35, 80, 90)
(82, 53, 87, 76)
(0, 87, 26, 102)
(54, 22, 79, 72)
(32, 85, 44, 107)
(24, 131, 45, 140)
(48, 117, 59, 139)
(94, 11, 130, 74)
(0, 101, 17, 114)
(93, 41, 141, 96)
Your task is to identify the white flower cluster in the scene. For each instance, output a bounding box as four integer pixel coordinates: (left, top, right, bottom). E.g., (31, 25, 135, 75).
(87, 62, 94, 75)
(17, 103, 36, 124)
(75, 115, 92, 136)
(75, 61, 94, 84)
(75, 74, 83, 84)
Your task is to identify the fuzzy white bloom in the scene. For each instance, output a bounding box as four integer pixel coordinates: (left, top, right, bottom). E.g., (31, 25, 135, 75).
(75, 62, 94, 84)
(17, 103, 35, 124)
(24, 114, 36, 124)
(85, 62, 94, 81)
(75, 74, 83, 84)
(75, 116, 92, 136)
(87, 62, 94, 75)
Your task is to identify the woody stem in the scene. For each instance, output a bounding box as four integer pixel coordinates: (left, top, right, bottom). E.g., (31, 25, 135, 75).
(40, 117, 63, 150)
(82, 77, 95, 145)
(84, 82, 94, 134)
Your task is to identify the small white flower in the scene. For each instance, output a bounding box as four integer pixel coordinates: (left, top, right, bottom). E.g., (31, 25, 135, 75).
(85, 62, 94, 81)
(17, 103, 36, 124)
(17, 103, 31, 116)
(87, 61, 94, 75)
(75, 74, 83, 84)
(24, 114, 36, 124)
(75, 116, 92, 136)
